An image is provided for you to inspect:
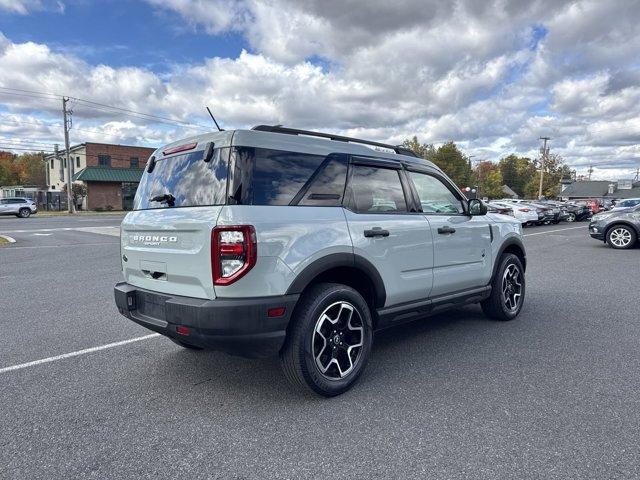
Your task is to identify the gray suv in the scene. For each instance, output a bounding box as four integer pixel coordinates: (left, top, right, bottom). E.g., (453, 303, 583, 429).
(114, 126, 527, 396)
(0, 197, 37, 218)
(589, 205, 640, 249)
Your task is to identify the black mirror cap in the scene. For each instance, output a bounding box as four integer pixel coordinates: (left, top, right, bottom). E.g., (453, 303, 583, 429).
(203, 142, 215, 162)
(468, 198, 488, 216)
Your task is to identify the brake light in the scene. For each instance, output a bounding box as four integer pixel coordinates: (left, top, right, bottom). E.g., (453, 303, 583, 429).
(518, 208, 530, 212)
(162, 142, 197, 156)
(211, 225, 257, 286)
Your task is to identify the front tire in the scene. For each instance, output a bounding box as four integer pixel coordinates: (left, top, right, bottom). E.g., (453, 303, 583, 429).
(606, 225, 636, 249)
(566, 212, 576, 222)
(280, 283, 373, 397)
(481, 253, 525, 321)
(18, 208, 31, 218)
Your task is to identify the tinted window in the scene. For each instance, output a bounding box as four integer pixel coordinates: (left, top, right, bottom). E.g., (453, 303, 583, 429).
(408, 171, 464, 214)
(348, 166, 407, 213)
(76, 157, 80, 168)
(297, 154, 348, 206)
(230, 147, 326, 206)
(134, 148, 229, 210)
(9, 199, 26, 204)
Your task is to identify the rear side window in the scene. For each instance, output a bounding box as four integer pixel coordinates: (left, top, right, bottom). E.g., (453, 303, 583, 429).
(229, 147, 346, 206)
(134, 148, 229, 210)
(347, 166, 407, 213)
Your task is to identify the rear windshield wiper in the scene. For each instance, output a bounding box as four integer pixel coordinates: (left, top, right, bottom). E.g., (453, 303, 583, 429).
(149, 193, 175, 207)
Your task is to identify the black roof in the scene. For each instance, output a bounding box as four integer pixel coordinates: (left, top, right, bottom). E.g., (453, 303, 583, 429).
(561, 181, 612, 198)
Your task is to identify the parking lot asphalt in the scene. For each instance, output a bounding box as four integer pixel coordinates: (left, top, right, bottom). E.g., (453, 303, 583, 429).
(1, 216, 639, 479)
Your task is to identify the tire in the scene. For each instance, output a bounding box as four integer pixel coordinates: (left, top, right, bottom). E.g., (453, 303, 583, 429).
(606, 225, 637, 249)
(170, 338, 204, 350)
(566, 212, 576, 222)
(481, 253, 525, 321)
(18, 208, 31, 218)
(280, 283, 373, 397)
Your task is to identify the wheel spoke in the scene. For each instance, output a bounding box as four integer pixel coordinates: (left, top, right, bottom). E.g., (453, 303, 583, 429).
(312, 301, 364, 379)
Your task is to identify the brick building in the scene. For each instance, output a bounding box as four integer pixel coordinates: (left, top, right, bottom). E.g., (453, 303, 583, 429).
(45, 142, 155, 210)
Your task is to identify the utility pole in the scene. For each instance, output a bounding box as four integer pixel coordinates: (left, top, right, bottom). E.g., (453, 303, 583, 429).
(62, 97, 75, 213)
(588, 164, 593, 181)
(538, 137, 550, 199)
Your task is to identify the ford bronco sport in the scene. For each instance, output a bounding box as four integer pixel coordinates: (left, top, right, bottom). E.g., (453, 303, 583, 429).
(114, 125, 527, 396)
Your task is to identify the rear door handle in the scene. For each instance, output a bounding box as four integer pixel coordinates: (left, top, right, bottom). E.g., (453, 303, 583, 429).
(437, 226, 456, 234)
(364, 227, 390, 238)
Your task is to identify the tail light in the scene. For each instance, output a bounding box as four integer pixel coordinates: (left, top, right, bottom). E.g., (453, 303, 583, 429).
(518, 208, 530, 212)
(211, 225, 257, 286)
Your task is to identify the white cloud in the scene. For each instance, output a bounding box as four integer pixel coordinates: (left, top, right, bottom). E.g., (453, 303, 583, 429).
(2, 0, 640, 179)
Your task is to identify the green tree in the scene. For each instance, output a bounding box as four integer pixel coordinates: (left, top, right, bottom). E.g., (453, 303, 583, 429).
(523, 153, 567, 199)
(404, 137, 472, 187)
(499, 155, 536, 197)
(473, 161, 503, 199)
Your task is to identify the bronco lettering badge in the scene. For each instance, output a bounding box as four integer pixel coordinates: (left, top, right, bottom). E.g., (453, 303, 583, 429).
(131, 235, 178, 246)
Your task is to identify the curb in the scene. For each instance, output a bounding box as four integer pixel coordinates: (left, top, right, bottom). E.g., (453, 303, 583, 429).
(0, 234, 16, 244)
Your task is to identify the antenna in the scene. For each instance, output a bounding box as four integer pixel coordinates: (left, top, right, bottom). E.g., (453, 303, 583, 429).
(206, 107, 223, 131)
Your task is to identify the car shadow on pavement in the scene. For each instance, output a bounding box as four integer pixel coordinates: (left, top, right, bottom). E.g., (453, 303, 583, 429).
(146, 305, 498, 405)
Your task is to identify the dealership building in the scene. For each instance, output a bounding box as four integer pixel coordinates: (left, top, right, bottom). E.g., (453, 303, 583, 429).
(45, 142, 155, 210)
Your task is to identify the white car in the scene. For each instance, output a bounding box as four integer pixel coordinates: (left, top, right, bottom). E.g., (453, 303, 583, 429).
(0, 197, 37, 218)
(489, 201, 538, 225)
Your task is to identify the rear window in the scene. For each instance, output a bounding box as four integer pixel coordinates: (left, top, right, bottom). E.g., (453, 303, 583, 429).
(134, 148, 229, 210)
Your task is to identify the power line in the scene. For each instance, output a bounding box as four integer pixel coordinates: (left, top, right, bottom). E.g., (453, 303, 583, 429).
(0, 86, 210, 131)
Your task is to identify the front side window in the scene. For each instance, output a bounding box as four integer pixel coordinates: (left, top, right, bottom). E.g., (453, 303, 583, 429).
(347, 165, 407, 213)
(408, 171, 464, 214)
(134, 148, 229, 210)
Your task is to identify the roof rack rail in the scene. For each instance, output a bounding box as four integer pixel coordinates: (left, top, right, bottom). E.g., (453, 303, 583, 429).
(251, 125, 419, 158)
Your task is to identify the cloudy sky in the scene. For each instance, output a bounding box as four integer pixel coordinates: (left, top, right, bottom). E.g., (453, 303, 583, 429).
(1, 0, 639, 179)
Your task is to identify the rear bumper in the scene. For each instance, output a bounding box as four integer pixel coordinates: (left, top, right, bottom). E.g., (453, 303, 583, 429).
(114, 282, 299, 358)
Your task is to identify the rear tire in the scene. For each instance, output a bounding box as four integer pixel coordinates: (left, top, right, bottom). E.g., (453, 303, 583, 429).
(566, 212, 576, 222)
(481, 253, 525, 321)
(280, 283, 373, 397)
(606, 225, 636, 249)
(18, 208, 30, 218)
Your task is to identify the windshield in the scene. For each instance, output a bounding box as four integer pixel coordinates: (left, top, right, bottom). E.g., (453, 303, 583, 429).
(134, 148, 229, 210)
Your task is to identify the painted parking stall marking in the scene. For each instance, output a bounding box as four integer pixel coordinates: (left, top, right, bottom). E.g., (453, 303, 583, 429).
(0, 334, 161, 374)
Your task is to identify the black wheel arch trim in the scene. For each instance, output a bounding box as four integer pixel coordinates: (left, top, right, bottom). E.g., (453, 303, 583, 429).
(285, 252, 387, 308)
(492, 237, 527, 280)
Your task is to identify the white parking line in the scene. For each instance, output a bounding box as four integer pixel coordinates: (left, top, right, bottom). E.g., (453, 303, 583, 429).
(524, 225, 586, 236)
(0, 334, 161, 374)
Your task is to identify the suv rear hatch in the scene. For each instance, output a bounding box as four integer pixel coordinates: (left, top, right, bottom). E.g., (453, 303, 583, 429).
(121, 139, 230, 300)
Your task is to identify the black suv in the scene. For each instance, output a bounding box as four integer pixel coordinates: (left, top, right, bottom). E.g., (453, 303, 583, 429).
(589, 205, 640, 249)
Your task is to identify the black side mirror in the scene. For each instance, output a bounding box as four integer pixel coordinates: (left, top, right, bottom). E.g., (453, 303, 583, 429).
(468, 198, 488, 216)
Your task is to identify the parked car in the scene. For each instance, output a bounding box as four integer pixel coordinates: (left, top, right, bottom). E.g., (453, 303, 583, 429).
(611, 198, 640, 211)
(560, 202, 592, 222)
(485, 202, 514, 216)
(530, 201, 569, 224)
(589, 204, 640, 249)
(488, 200, 537, 226)
(0, 197, 37, 218)
(113, 125, 527, 396)
(501, 200, 553, 225)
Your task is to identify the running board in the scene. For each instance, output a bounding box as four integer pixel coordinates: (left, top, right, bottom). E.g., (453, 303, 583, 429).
(375, 286, 491, 329)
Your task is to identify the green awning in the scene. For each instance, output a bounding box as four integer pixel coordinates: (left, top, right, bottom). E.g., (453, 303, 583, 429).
(73, 167, 143, 183)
